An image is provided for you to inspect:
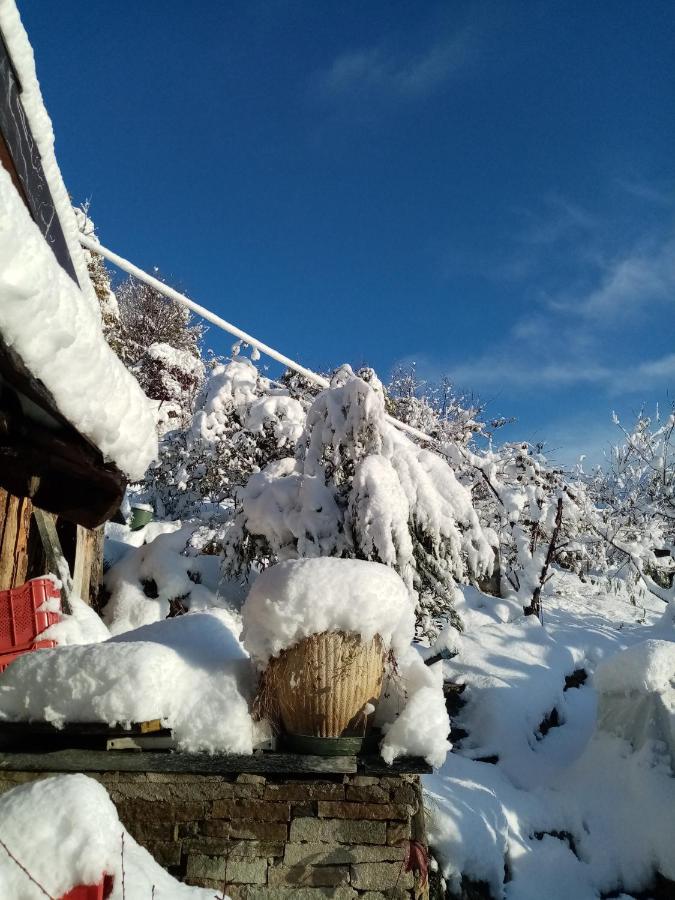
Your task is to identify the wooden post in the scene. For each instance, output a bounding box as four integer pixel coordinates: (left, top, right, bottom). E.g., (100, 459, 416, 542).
(72, 524, 105, 606)
(0, 489, 31, 591)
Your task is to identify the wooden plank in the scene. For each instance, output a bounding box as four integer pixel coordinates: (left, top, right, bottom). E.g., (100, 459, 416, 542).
(106, 736, 176, 751)
(0, 750, 359, 775)
(358, 756, 432, 775)
(32, 509, 72, 612)
(0, 489, 31, 590)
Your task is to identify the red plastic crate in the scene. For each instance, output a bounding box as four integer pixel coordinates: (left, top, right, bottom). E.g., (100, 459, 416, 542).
(0, 578, 61, 672)
(60, 875, 114, 900)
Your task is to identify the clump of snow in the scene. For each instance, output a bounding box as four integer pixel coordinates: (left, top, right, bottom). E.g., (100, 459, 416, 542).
(0, 609, 257, 753)
(0, 166, 157, 480)
(192, 359, 259, 443)
(594, 638, 675, 695)
(245, 394, 306, 448)
(378, 649, 450, 768)
(241, 558, 416, 668)
(103, 524, 222, 634)
(0, 774, 217, 898)
(41, 595, 110, 646)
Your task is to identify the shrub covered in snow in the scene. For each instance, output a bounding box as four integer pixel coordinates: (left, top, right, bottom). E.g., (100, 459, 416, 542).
(227, 365, 494, 635)
(148, 357, 306, 522)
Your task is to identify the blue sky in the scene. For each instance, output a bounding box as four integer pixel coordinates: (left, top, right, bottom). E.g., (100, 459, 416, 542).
(21, 0, 675, 465)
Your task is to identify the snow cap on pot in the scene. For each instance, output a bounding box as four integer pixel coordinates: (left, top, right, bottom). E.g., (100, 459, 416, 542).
(242, 558, 416, 749)
(241, 557, 415, 669)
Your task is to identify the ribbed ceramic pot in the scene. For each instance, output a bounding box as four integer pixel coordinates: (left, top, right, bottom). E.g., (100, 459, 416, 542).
(266, 630, 385, 740)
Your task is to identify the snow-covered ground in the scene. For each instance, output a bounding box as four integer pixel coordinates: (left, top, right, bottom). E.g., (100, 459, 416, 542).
(425, 571, 675, 900)
(0, 517, 673, 899)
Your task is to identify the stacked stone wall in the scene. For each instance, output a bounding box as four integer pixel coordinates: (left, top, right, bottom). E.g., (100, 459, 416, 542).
(0, 769, 428, 899)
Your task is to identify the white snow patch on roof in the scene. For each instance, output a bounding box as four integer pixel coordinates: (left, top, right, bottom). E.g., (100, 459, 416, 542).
(0, 166, 157, 479)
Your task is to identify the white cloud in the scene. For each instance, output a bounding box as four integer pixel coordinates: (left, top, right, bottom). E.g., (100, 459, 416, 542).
(552, 236, 675, 321)
(315, 30, 472, 102)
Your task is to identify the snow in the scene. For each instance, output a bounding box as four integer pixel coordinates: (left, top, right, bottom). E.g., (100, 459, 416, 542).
(424, 572, 675, 899)
(436, 615, 576, 787)
(0, 609, 258, 753)
(41, 595, 111, 646)
(103, 523, 223, 634)
(0, 774, 218, 898)
(0, 166, 157, 480)
(241, 557, 416, 667)
(0, 4, 157, 480)
(593, 638, 675, 694)
(192, 359, 259, 443)
(378, 648, 450, 768)
(0, 1, 99, 315)
(233, 366, 494, 634)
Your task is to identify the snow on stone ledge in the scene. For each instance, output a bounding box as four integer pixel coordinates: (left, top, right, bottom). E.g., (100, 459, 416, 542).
(377, 647, 451, 769)
(241, 557, 416, 668)
(0, 166, 157, 479)
(0, 774, 216, 898)
(0, 610, 257, 753)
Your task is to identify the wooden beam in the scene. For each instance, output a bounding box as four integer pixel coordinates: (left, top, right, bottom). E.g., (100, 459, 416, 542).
(32, 509, 72, 613)
(0, 750, 360, 775)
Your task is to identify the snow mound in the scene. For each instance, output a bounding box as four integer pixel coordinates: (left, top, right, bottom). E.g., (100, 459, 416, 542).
(438, 614, 575, 787)
(241, 557, 416, 667)
(0, 610, 257, 753)
(0, 774, 217, 899)
(594, 639, 675, 695)
(103, 524, 222, 635)
(378, 649, 450, 768)
(41, 595, 111, 646)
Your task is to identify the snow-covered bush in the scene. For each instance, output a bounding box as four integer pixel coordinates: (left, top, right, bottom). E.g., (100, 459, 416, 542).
(579, 406, 675, 603)
(147, 357, 306, 522)
(226, 364, 494, 634)
(387, 363, 511, 447)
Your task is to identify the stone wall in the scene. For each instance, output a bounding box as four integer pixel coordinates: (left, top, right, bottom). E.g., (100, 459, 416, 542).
(0, 768, 429, 899)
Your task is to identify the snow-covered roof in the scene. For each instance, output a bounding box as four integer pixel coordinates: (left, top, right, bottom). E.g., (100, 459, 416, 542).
(0, 0, 157, 480)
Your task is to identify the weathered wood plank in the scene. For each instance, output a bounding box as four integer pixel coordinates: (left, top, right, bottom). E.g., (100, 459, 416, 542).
(0, 750, 359, 775)
(72, 524, 105, 606)
(0, 489, 31, 590)
(358, 756, 432, 775)
(32, 509, 72, 612)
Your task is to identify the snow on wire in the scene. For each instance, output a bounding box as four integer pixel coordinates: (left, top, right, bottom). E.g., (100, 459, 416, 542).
(77, 233, 438, 448)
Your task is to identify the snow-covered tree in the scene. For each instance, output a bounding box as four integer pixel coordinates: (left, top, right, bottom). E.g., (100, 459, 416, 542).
(225, 364, 494, 634)
(576, 406, 675, 602)
(147, 357, 305, 521)
(386, 363, 511, 446)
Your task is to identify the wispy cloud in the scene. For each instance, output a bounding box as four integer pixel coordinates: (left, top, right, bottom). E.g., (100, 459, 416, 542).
(315, 29, 474, 104)
(403, 183, 675, 404)
(549, 235, 675, 321)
